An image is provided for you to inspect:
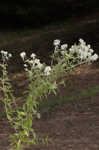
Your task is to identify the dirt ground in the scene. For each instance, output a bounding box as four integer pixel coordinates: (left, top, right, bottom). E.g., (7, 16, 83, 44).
(0, 62, 99, 150)
(26, 62, 99, 150)
(0, 12, 99, 150)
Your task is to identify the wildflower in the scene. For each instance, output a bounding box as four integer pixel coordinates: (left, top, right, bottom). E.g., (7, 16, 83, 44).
(1, 50, 8, 56)
(82, 51, 88, 59)
(25, 68, 28, 71)
(34, 59, 40, 65)
(9, 53, 12, 58)
(89, 49, 94, 53)
(61, 50, 65, 56)
(31, 53, 36, 59)
(37, 62, 43, 69)
(79, 38, 86, 45)
(1, 50, 4, 54)
(87, 44, 91, 49)
(78, 48, 82, 54)
(1, 50, 5, 54)
(0, 50, 12, 60)
(20, 52, 26, 60)
(24, 64, 27, 67)
(29, 60, 34, 65)
(90, 54, 98, 61)
(61, 44, 68, 50)
(44, 66, 51, 76)
(53, 39, 60, 46)
(85, 46, 89, 52)
(87, 52, 91, 57)
(69, 47, 75, 54)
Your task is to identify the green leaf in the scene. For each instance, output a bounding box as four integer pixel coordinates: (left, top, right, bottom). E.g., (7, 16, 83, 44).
(49, 82, 57, 90)
(37, 113, 40, 119)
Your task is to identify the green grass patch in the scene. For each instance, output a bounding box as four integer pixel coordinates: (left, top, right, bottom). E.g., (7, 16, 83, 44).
(40, 85, 99, 110)
(1, 85, 99, 119)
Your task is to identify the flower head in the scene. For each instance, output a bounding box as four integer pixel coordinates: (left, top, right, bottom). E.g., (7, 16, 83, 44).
(20, 52, 26, 60)
(37, 62, 43, 69)
(61, 44, 68, 50)
(9, 53, 12, 58)
(31, 53, 36, 59)
(61, 50, 66, 56)
(34, 59, 40, 65)
(44, 66, 51, 76)
(1, 50, 12, 60)
(53, 39, 60, 46)
(79, 38, 86, 45)
(1, 50, 8, 56)
(89, 49, 94, 54)
(90, 54, 98, 61)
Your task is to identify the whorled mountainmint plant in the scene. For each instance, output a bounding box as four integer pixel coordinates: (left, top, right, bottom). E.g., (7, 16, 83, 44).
(0, 38, 98, 150)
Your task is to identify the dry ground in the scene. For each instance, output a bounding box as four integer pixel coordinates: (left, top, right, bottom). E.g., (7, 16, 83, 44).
(0, 62, 99, 150)
(0, 12, 99, 150)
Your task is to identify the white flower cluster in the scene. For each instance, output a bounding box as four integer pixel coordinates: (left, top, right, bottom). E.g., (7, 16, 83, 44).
(53, 39, 60, 46)
(53, 39, 98, 62)
(1, 50, 12, 60)
(20, 52, 52, 76)
(20, 52, 43, 70)
(44, 66, 51, 76)
(20, 52, 26, 60)
(69, 39, 98, 62)
(60, 44, 68, 56)
(53, 39, 68, 56)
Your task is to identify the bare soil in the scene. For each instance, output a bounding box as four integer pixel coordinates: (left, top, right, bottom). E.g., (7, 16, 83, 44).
(0, 62, 99, 150)
(0, 12, 99, 150)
